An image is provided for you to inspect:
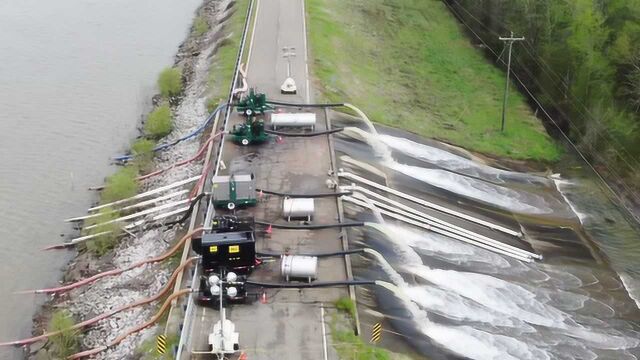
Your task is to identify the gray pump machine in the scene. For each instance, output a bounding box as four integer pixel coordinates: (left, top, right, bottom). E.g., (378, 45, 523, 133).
(212, 173, 257, 210)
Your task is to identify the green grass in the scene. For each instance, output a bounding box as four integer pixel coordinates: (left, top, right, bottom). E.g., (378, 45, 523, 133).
(145, 104, 173, 139)
(336, 297, 357, 319)
(193, 15, 209, 36)
(207, 0, 250, 110)
(48, 310, 79, 358)
(330, 313, 391, 360)
(101, 166, 139, 204)
(82, 207, 123, 256)
(306, 0, 561, 162)
(131, 138, 157, 172)
(158, 67, 183, 98)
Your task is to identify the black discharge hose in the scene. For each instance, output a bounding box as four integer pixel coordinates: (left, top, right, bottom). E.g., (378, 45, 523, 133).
(264, 128, 344, 137)
(164, 193, 207, 226)
(265, 100, 344, 108)
(256, 189, 352, 198)
(245, 279, 375, 288)
(257, 248, 366, 258)
(255, 220, 365, 229)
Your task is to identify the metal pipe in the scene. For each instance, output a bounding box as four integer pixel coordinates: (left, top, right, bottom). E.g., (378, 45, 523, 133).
(83, 199, 189, 230)
(66, 190, 189, 222)
(338, 171, 522, 237)
(88, 176, 199, 211)
(344, 185, 540, 260)
(343, 196, 533, 262)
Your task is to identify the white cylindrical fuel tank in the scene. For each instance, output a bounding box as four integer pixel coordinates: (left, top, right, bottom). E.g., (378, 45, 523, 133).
(282, 197, 314, 221)
(270, 112, 316, 130)
(281, 255, 318, 282)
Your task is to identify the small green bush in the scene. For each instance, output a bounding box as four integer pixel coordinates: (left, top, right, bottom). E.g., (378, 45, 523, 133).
(48, 310, 78, 358)
(144, 105, 173, 139)
(131, 138, 157, 172)
(83, 207, 123, 256)
(336, 297, 356, 319)
(333, 328, 391, 360)
(194, 16, 209, 36)
(101, 166, 139, 204)
(158, 67, 183, 98)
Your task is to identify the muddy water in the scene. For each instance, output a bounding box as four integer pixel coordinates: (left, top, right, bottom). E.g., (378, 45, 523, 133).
(0, 0, 201, 358)
(333, 114, 640, 359)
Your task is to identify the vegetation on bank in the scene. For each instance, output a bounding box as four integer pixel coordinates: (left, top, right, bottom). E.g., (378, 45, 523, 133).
(450, 0, 640, 187)
(158, 67, 183, 98)
(47, 310, 79, 358)
(145, 104, 174, 139)
(207, 0, 250, 110)
(82, 206, 123, 256)
(335, 296, 357, 320)
(131, 138, 157, 172)
(83, 64, 179, 256)
(331, 300, 391, 360)
(306, 0, 561, 161)
(193, 15, 209, 36)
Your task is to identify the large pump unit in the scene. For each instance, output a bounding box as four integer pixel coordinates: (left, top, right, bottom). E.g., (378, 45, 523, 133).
(235, 88, 273, 117)
(192, 216, 257, 305)
(229, 116, 269, 146)
(212, 174, 257, 210)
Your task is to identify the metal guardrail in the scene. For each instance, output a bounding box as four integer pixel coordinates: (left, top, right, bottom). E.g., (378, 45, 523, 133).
(174, 0, 255, 358)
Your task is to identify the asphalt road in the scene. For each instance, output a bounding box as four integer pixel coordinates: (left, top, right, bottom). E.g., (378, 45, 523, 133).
(186, 0, 347, 359)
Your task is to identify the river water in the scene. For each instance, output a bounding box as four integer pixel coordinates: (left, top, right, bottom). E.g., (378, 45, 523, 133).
(0, 0, 201, 358)
(333, 114, 640, 359)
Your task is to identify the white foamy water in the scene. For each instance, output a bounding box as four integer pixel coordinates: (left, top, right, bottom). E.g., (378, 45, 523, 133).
(390, 162, 552, 214)
(364, 223, 640, 358)
(345, 128, 561, 215)
(553, 177, 589, 224)
(379, 135, 551, 186)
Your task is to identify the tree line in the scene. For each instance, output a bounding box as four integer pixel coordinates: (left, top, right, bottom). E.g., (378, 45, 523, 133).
(446, 0, 640, 193)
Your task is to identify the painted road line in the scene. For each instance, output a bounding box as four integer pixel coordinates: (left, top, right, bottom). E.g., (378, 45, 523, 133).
(321, 303, 328, 360)
(246, 0, 260, 71)
(301, 0, 311, 103)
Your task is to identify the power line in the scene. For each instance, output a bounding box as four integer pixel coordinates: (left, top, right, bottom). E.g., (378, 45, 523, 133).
(441, 0, 640, 220)
(449, 0, 640, 171)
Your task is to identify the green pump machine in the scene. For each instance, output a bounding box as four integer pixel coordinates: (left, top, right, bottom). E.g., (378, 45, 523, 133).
(230, 89, 273, 146)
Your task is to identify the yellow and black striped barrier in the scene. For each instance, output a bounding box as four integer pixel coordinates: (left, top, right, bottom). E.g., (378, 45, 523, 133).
(370, 322, 382, 344)
(157, 334, 167, 355)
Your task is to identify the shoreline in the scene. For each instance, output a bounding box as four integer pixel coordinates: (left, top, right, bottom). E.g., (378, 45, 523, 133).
(26, 0, 235, 358)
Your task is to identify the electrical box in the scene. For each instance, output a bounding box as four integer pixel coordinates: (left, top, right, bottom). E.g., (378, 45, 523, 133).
(198, 231, 256, 272)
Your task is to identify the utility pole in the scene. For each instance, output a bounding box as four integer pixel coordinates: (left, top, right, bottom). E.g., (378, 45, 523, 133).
(498, 32, 524, 132)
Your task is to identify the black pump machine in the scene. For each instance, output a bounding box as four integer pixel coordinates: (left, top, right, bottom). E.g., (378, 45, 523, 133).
(192, 216, 256, 305)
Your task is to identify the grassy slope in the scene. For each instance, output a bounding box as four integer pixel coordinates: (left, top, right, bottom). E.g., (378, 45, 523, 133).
(307, 0, 561, 161)
(207, 0, 250, 104)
